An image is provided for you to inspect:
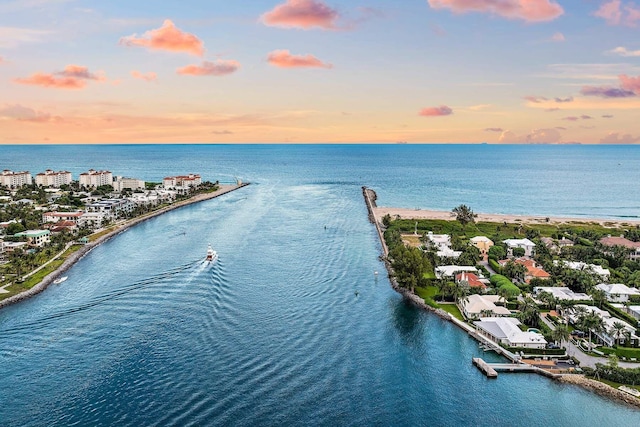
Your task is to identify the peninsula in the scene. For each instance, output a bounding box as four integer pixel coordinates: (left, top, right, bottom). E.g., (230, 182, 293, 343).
(363, 187, 640, 408)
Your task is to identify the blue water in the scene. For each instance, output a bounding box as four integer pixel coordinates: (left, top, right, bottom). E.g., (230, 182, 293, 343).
(1, 144, 639, 426)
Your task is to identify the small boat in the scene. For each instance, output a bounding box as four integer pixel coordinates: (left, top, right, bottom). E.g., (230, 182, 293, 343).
(53, 276, 68, 284)
(206, 244, 218, 262)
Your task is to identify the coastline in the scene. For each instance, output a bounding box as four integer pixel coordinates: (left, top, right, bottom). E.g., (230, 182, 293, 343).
(0, 183, 249, 310)
(363, 187, 640, 410)
(374, 207, 640, 228)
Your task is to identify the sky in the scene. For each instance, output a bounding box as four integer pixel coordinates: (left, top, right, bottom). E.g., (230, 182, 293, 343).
(1, 0, 640, 144)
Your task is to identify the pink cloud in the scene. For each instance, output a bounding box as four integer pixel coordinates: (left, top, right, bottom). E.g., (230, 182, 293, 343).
(427, 0, 564, 22)
(620, 74, 640, 93)
(261, 0, 339, 29)
(0, 104, 61, 123)
(14, 64, 105, 89)
(131, 70, 157, 82)
(177, 60, 240, 76)
(594, 1, 640, 26)
(267, 50, 332, 68)
(120, 20, 204, 56)
(550, 32, 565, 42)
(602, 114, 614, 118)
(484, 127, 504, 132)
(581, 74, 640, 97)
(419, 105, 453, 117)
(0, 56, 5, 64)
(562, 116, 579, 121)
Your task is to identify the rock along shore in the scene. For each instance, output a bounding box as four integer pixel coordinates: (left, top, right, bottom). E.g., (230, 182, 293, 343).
(0, 183, 249, 310)
(362, 186, 640, 410)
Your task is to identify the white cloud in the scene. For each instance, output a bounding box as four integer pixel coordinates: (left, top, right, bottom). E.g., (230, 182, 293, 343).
(607, 46, 640, 57)
(0, 26, 52, 48)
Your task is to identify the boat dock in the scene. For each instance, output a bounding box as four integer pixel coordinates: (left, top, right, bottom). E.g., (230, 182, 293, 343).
(472, 358, 563, 379)
(472, 358, 498, 378)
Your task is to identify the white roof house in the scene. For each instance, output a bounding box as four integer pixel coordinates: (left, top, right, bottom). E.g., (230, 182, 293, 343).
(628, 306, 640, 321)
(435, 265, 477, 279)
(437, 248, 462, 259)
(595, 283, 640, 303)
(474, 317, 547, 349)
(569, 304, 638, 347)
(533, 286, 592, 302)
(556, 261, 610, 281)
(503, 238, 536, 257)
(461, 294, 511, 319)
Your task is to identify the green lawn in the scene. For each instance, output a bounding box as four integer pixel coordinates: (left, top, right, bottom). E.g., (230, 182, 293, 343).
(600, 346, 640, 360)
(438, 303, 465, 321)
(599, 378, 640, 395)
(414, 286, 465, 320)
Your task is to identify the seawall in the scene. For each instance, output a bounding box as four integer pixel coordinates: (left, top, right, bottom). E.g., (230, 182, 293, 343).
(0, 183, 249, 310)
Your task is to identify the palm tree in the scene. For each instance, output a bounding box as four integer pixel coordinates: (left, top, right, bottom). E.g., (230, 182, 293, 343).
(578, 312, 604, 352)
(591, 289, 607, 309)
(538, 291, 557, 311)
(610, 321, 627, 347)
(452, 204, 476, 230)
(552, 324, 570, 349)
(517, 297, 540, 327)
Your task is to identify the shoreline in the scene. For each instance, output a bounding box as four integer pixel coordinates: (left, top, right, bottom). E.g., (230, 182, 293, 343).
(0, 183, 249, 310)
(374, 207, 640, 228)
(362, 187, 640, 410)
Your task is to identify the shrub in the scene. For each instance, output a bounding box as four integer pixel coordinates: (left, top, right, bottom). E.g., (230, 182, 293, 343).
(489, 258, 502, 273)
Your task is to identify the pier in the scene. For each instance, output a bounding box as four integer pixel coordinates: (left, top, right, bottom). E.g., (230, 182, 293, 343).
(472, 358, 498, 378)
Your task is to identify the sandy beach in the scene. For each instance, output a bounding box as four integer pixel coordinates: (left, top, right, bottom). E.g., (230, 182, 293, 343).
(0, 183, 249, 310)
(374, 206, 640, 228)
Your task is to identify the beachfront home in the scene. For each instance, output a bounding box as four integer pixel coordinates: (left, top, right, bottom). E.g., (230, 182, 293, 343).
(556, 261, 610, 282)
(533, 286, 592, 302)
(595, 283, 640, 303)
(600, 236, 640, 261)
(455, 272, 488, 291)
(470, 236, 493, 256)
(86, 199, 135, 218)
(461, 294, 510, 319)
(503, 238, 536, 257)
(163, 174, 201, 189)
(474, 317, 547, 349)
(77, 212, 108, 229)
(435, 265, 478, 279)
(13, 229, 51, 247)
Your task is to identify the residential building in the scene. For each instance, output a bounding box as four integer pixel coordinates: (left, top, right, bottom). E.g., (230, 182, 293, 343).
(424, 231, 462, 259)
(455, 272, 488, 291)
(113, 176, 145, 192)
(77, 212, 108, 229)
(43, 211, 84, 223)
(1, 241, 28, 253)
(1, 170, 32, 188)
(13, 229, 51, 247)
(599, 236, 640, 261)
(533, 286, 592, 302)
(499, 258, 550, 283)
(79, 169, 113, 188)
(595, 283, 640, 303)
(628, 306, 640, 321)
(474, 317, 547, 349)
(470, 236, 494, 255)
(503, 238, 536, 257)
(163, 174, 201, 188)
(86, 199, 135, 218)
(35, 170, 72, 187)
(461, 294, 510, 319)
(435, 265, 478, 279)
(49, 220, 77, 233)
(557, 237, 574, 248)
(569, 305, 638, 347)
(556, 260, 610, 281)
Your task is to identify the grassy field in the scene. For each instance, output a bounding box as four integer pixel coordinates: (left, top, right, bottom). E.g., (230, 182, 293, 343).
(414, 286, 465, 320)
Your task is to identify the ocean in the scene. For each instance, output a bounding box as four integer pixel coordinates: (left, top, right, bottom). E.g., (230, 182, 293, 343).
(1, 144, 639, 426)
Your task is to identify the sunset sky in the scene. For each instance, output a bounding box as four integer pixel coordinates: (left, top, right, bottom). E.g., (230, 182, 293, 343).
(1, 0, 640, 144)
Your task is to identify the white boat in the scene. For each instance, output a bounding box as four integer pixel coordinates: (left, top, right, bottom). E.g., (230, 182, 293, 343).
(206, 244, 218, 262)
(53, 276, 68, 284)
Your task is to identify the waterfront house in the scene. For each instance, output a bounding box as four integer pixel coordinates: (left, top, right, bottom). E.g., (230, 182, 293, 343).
(424, 231, 462, 259)
(435, 265, 478, 279)
(595, 283, 640, 303)
(43, 211, 84, 224)
(533, 286, 592, 302)
(503, 238, 536, 257)
(568, 305, 638, 347)
(599, 236, 640, 261)
(461, 294, 510, 319)
(474, 317, 547, 349)
(77, 212, 108, 229)
(470, 236, 494, 255)
(13, 229, 51, 247)
(86, 199, 135, 218)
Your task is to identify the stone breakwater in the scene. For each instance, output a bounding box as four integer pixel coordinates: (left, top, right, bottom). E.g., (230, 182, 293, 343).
(0, 183, 249, 310)
(361, 186, 451, 321)
(559, 375, 640, 409)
